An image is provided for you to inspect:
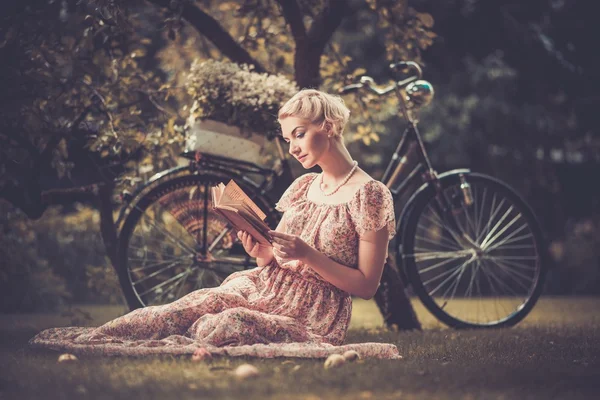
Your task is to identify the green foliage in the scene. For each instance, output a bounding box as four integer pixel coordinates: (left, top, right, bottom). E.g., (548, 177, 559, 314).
(2, 1, 167, 169)
(185, 60, 298, 139)
(0, 202, 122, 312)
(0, 204, 70, 312)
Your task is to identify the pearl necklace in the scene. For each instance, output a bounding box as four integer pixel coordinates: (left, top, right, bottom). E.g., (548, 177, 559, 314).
(319, 160, 359, 196)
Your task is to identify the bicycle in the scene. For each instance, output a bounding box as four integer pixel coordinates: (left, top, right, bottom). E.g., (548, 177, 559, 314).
(114, 61, 547, 329)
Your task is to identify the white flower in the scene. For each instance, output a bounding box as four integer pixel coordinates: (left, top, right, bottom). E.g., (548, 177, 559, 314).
(185, 60, 298, 139)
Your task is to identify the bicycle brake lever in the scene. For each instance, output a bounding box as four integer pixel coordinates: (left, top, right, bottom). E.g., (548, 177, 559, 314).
(389, 61, 423, 80)
(338, 82, 363, 94)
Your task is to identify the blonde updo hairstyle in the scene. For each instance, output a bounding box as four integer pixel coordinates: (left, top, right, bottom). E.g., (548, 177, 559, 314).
(278, 89, 351, 138)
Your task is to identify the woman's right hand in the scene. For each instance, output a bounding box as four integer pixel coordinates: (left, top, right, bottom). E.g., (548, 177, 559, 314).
(237, 231, 273, 259)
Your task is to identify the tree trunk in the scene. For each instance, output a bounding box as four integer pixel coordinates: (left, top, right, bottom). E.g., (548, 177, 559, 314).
(98, 183, 119, 271)
(374, 258, 422, 331)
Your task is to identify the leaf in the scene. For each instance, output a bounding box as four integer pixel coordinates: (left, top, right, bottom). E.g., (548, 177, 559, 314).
(416, 13, 434, 28)
(353, 68, 367, 77)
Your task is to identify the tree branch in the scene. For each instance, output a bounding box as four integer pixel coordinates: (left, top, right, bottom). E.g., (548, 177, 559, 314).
(275, 0, 307, 44)
(307, 0, 348, 49)
(293, 0, 352, 88)
(147, 0, 266, 72)
(41, 184, 102, 206)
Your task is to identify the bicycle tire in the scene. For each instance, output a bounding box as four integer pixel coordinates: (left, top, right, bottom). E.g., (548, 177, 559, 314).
(116, 172, 279, 310)
(401, 172, 547, 329)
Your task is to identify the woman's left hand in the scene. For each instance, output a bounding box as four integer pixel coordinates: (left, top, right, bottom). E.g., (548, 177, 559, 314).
(268, 230, 314, 262)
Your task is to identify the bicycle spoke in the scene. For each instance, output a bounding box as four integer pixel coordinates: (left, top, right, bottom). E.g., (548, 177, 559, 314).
(413, 249, 473, 262)
(417, 256, 462, 274)
(477, 195, 504, 243)
(440, 260, 469, 304)
(422, 207, 447, 231)
(481, 211, 522, 249)
(128, 234, 194, 255)
(201, 181, 209, 253)
(138, 269, 190, 297)
(127, 255, 190, 272)
(480, 260, 521, 297)
(130, 255, 191, 273)
(406, 176, 546, 328)
(426, 260, 469, 297)
(208, 227, 233, 253)
(415, 232, 459, 251)
(131, 259, 189, 285)
(451, 196, 471, 239)
(461, 201, 478, 239)
(465, 261, 479, 299)
(480, 205, 514, 248)
(195, 269, 207, 290)
(472, 185, 481, 236)
(139, 212, 197, 254)
(484, 228, 532, 252)
(152, 272, 188, 304)
(486, 242, 535, 251)
(479, 261, 509, 321)
(422, 261, 462, 287)
(119, 175, 272, 309)
(489, 259, 534, 293)
(486, 256, 537, 272)
(174, 270, 193, 300)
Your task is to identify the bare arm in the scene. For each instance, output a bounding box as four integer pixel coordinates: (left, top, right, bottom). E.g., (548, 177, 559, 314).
(270, 227, 390, 299)
(255, 215, 286, 267)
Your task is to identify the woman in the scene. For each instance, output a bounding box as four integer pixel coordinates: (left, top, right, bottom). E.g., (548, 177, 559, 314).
(30, 89, 401, 359)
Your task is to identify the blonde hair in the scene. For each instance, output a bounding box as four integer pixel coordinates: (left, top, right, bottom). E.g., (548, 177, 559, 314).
(278, 89, 350, 137)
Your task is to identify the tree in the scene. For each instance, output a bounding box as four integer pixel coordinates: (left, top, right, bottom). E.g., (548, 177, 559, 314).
(1, 0, 436, 327)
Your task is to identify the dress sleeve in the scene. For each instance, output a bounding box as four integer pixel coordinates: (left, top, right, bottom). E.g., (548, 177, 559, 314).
(348, 180, 396, 240)
(274, 173, 315, 213)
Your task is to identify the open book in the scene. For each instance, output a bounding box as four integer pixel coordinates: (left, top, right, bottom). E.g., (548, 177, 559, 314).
(211, 180, 273, 246)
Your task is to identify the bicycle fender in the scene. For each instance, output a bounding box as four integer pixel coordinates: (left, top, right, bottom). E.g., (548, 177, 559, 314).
(395, 168, 471, 282)
(396, 168, 471, 240)
(115, 165, 189, 228)
(116, 165, 263, 230)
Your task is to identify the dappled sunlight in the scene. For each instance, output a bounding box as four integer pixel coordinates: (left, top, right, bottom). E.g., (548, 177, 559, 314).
(349, 297, 600, 331)
(2, 297, 598, 335)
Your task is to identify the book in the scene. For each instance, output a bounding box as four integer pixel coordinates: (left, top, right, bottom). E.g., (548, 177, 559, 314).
(210, 180, 273, 246)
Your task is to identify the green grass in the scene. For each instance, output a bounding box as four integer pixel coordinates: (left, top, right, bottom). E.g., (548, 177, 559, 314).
(1, 297, 599, 399)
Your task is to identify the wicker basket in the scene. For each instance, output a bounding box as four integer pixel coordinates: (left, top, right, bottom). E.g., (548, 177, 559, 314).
(185, 119, 269, 165)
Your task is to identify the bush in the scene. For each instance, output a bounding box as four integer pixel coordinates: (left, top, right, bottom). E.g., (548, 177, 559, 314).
(0, 202, 123, 312)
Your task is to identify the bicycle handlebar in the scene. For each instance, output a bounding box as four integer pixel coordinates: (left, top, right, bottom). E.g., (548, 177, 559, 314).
(338, 61, 422, 96)
(389, 61, 423, 80)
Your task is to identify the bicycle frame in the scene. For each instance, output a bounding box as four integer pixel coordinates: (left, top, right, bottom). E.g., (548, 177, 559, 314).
(380, 123, 431, 196)
(377, 87, 478, 251)
(181, 149, 295, 208)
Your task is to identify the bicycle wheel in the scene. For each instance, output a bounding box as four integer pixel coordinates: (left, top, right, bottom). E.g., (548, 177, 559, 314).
(401, 172, 547, 328)
(117, 172, 279, 310)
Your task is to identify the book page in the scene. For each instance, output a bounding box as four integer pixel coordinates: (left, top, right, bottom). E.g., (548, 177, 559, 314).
(223, 180, 267, 221)
(211, 180, 272, 245)
(214, 207, 272, 245)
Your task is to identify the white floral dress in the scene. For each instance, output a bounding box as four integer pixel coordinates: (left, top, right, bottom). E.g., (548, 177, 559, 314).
(30, 173, 401, 359)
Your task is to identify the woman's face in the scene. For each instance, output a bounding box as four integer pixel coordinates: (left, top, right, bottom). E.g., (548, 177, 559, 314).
(279, 117, 329, 169)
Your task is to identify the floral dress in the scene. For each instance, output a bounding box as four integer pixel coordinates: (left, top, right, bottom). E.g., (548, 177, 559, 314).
(29, 173, 401, 359)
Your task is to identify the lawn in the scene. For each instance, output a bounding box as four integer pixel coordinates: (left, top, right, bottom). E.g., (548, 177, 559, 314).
(1, 297, 599, 400)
